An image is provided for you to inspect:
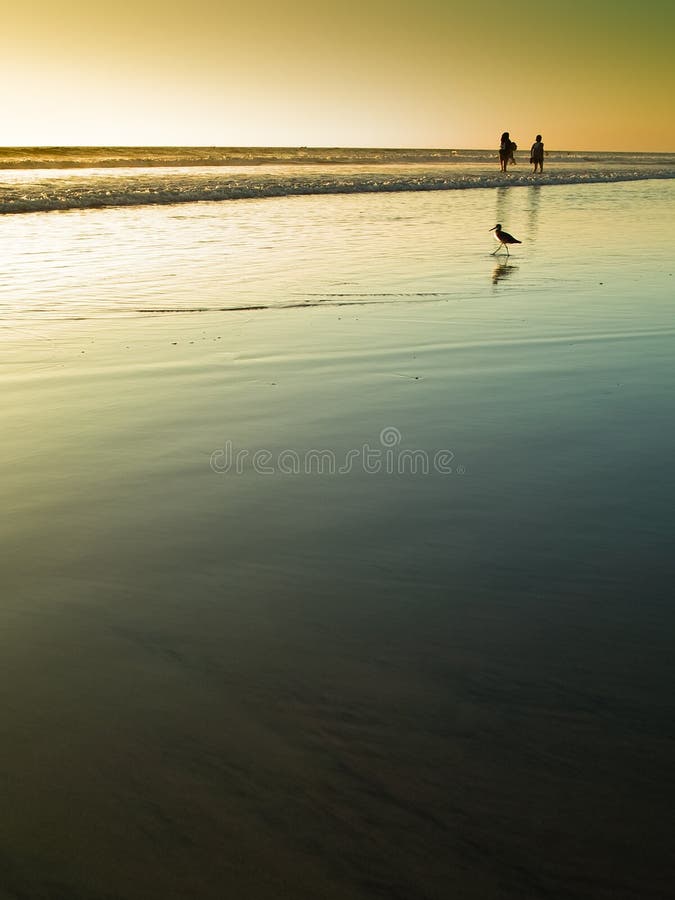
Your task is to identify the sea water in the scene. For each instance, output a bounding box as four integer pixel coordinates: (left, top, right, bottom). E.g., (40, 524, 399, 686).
(1, 171, 673, 324)
(0, 146, 673, 214)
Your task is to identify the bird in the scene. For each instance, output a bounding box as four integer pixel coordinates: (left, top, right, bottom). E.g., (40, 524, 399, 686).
(489, 224, 521, 256)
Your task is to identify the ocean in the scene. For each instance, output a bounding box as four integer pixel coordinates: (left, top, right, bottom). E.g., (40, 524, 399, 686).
(1, 146, 673, 214)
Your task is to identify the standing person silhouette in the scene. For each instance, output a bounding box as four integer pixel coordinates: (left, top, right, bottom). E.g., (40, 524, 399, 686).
(530, 134, 544, 173)
(499, 132, 511, 172)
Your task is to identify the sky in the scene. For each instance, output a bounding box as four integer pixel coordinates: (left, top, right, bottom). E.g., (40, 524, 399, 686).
(3, 0, 673, 149)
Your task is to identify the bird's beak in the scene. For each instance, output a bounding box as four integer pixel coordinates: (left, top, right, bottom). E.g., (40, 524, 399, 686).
(489, 226, 497, 231)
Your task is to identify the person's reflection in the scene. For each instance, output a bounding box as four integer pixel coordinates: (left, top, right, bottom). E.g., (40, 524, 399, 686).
(492, 262, 517, 285)
(495, 185, 510, 227)
(527, 184, 542, 240)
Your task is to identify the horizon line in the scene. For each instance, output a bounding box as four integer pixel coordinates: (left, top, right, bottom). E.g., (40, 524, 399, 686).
(1, 144, 674, 153)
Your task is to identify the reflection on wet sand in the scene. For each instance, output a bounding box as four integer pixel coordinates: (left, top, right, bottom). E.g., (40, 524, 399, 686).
(494, 185, 512, 230)
(527, 184, 542, 240)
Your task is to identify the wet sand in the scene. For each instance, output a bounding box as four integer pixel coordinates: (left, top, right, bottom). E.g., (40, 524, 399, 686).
(2, 182, 675, 898)
(3, 300, 675, 898)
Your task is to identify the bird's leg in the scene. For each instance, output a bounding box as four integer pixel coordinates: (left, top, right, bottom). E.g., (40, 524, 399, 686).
(505, 245, 509, 256)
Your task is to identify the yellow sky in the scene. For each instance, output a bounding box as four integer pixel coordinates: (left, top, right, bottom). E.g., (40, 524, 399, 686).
(3, 1, 673, 149)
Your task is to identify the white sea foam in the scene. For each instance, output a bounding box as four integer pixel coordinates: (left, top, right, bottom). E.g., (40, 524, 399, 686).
(0, 149, 673, 215)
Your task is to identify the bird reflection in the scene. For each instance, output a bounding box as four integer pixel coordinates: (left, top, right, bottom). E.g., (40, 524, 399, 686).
(492, 262, 518, 284)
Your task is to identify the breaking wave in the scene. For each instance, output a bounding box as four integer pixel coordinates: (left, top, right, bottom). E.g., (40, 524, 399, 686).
(1, 158, 674, 215)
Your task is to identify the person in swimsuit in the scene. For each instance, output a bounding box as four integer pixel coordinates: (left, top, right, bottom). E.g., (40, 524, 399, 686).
(530, 134, 544, 173)
(499, 132, 511, 172)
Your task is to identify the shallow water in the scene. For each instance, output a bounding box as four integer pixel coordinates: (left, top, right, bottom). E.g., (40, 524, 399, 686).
(1, 180, 675, 899)
(1, 179, 673, 322)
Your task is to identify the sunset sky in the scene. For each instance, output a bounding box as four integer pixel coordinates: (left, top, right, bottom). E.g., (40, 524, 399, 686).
(3, 0, 673, 149)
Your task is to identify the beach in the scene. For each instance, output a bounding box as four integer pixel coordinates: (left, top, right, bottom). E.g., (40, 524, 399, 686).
(2, 171, 675, 899)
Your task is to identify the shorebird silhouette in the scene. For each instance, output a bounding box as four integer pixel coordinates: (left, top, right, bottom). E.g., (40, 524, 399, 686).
(490, 224, 521, 256)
